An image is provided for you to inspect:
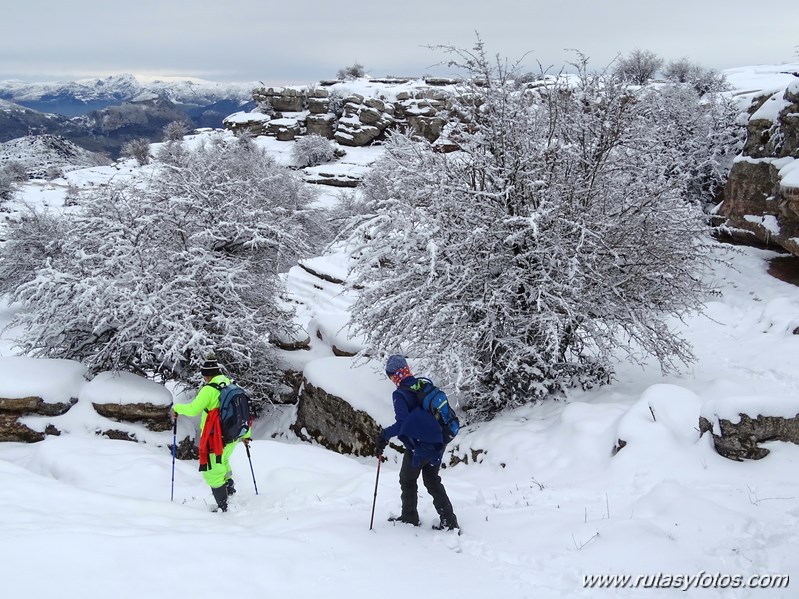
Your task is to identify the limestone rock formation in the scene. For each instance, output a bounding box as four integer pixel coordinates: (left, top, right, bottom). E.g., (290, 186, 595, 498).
(699, 412, 799, 460)
(291, 378, 381, 457)
(718, 80, 799, 253)
(0, 395, 77, 442)
(224, 78, 457, 149)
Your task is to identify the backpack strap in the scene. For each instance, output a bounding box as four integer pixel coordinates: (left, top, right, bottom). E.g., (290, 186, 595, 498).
(204, 381, 227, 414)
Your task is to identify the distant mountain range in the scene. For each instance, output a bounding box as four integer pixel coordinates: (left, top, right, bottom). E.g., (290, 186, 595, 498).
(0, 74, 258, 157)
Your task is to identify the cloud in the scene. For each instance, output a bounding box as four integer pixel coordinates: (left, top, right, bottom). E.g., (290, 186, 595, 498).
(2, 0, 797, 82)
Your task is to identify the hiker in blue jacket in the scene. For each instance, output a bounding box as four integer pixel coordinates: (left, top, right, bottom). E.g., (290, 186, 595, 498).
(375, 354, 459, 531)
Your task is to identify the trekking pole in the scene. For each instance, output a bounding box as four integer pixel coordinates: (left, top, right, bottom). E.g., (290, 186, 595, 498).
(170, 415, 178, 502)
(244, 440, 259, 495)
(369, 454, 382, 530)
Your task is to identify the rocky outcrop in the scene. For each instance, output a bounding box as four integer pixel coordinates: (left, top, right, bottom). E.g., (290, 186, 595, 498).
(264, 117, 303, 141)
(92, 402, 172, 433)
(290, 378, 381, 457)
(253, 87, 305, 112)
(718, 81, 799, 253)
(0, 395, 76, 442)
(224, 79, 456, 148)
(334, 94, 394, 147)
(699, 412, 799, 460)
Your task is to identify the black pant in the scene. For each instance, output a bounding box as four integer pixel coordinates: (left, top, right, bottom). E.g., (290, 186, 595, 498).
(399, 449, 457, 525)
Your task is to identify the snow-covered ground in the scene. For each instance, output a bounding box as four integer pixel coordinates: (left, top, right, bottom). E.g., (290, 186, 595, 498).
(1, 64, 799, 598)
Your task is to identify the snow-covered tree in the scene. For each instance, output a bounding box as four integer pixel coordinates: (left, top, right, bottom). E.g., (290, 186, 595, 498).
(641, 82, 741, 207)
(615, 49, 664, 85)
(121, 138, 152, 165)
(337, 62, 366, 80)
(663, 58, 728, 95)
(292, 134, 335, 167)
(0, 207, 66, 296)
(163, 120, 189, 142)
(3, 161, 29, 182)
(342, 44, 719, 419)
(0, 168, 14, 202)
(2, 135, 324, 404)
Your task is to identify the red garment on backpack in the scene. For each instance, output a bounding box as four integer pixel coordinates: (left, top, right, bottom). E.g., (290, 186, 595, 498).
(198, 408, 224, 471)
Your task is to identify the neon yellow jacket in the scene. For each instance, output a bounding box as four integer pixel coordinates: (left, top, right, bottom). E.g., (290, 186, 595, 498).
(173, 374, 230, 431)
(174, 374, 254, 443)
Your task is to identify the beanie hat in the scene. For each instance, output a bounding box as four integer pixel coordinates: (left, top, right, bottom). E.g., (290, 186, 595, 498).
(200, 353, 222, 377)
(385, 354, 412, 383)
(385, 354, 408, 375)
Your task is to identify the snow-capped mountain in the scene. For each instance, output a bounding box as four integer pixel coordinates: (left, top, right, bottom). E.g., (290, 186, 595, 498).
(0, 75, 259, 158)
(0, 73, 258, 117)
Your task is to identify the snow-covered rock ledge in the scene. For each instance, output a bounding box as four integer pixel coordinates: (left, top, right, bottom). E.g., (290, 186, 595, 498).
(699, 394, 799, 460)
(0, 358, 175, 443)
(0, 357, 86, 442)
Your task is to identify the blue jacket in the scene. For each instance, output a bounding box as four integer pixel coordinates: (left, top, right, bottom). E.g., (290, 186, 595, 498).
(382, 376, 444, 466)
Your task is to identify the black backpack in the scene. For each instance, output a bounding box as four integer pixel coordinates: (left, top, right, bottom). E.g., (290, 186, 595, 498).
(209, 381, 252, 443)
(413, 377, 460, 443)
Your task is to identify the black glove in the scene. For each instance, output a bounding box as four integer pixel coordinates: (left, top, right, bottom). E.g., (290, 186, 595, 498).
(374, 432, 388, 455)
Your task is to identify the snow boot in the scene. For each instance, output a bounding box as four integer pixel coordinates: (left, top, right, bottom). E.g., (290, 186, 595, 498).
(211, 484, 229, 512)
(388, 514, 420, 527)
(432, 516, 460, 532)
(225, 478, 236, 496)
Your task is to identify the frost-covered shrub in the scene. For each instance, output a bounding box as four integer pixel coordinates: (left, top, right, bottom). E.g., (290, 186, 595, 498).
(343, 43, 720, 419)
(64, 183, 81, 207)
(642, 83, 740, 205)
(663, 57, 696, 83)
(0, 169, 14, 202)
(255, 98, 275, 117)
(4, 161, 29, 182)
(663, 58, 728, 95)
(614, 48, 663, 85)
(2, 136, 326, 404)
(163, 120, 189, 142)
(336, 62, 366, 80)
(0, 207, 66, 295)
(121, 138, 151, 165)
(156, 137, 190, 166)
(327, 190, 370, 227)
(327, 91, 345, 117)
(292, 134, 335, 167)
(46, 166, 64, 180)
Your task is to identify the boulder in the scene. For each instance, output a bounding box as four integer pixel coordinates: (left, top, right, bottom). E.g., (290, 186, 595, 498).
(290, 377, 381, 457)
(0, 395, 77, 442)
(718, 81, 799, 254)
(358, 106, 383, 125)
(364, 98, 385, 111)
(307, 97, 330, 115)
(222, 111, 271, 136)
(252, 87, 306, 112)
(407, 115, 447, 142)
(265, 118, 302, 141)
(699, 412, 799, 460)
(334, 123, 382, 147)
(334, 100, 394, 146)
(92, 402, 173, 432)
(305, 114, 336, 139)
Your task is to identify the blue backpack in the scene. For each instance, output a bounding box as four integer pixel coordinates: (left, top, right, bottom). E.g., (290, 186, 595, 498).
(413, 377, 460, 443)
(209, 381, 252, 443)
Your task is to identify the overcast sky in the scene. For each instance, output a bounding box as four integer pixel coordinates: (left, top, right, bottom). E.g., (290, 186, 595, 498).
(2, 0, 797, 84)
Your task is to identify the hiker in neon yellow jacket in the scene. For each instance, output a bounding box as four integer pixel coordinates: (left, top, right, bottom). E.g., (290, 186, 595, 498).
(173, 355, 249, 512)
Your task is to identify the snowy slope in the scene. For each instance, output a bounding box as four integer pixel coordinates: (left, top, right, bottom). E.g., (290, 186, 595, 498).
(0, 65, 798, 599)
(0, 134, 111, 178)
